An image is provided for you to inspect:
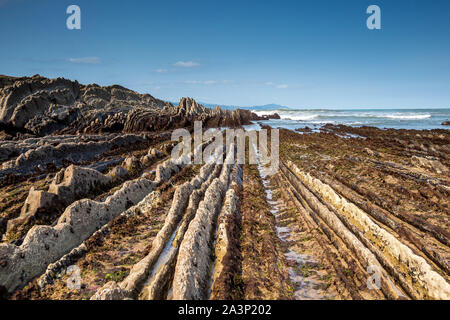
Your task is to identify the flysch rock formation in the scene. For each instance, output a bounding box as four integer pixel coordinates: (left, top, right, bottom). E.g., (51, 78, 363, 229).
(0, 178, 155, 293)
(5, 165, 114, 238)
(0, 147, 194, 293)
(3, 126, 449, 300)
(284, 160, 450, 300)
(0, 133, 149, 179)
(1, 74, 449, 301)
(48, 165, 113, 203)
(0, 74, 268, 184)
(0, 74, 262, 137)
(89, 145, 238, 301)
(210, 164, 242, 299)
(172, 144, 236, 300)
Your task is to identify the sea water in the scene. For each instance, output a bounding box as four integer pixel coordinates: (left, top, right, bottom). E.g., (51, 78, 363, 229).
(247, 108, 450, 131)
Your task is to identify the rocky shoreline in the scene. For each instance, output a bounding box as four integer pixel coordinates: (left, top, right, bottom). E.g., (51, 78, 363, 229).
(0, 75, 449, 300)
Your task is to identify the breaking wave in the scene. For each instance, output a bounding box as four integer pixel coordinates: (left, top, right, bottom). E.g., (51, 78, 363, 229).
(384, 114, 431, 120)
(252, 109, 433, 121)
(249, 108, 449, 130)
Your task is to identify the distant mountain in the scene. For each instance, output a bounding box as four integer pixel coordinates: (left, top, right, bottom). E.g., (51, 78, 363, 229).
(199, 102, 239, 110)
(245, 104, 291, 111)
(199, 102, 291, 111)
(169, 100, 291, 111)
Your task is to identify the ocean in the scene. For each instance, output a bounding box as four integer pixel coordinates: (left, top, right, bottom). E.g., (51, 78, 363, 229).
(249, 108, 450, 131)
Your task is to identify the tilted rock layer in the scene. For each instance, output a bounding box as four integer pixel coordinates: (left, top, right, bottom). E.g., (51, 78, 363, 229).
(0, 75, 260, 136)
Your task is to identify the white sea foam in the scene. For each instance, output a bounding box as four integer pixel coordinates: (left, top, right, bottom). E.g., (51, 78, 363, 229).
(385, 114, 431, 120)
(253, 110, 432, 121)
(288, 114, 318, 121)
(252, 110, 319, 121)
(246, 108, 448, 130)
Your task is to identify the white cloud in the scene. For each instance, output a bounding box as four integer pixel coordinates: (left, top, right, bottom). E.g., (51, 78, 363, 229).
(185, 80, 215, 85)
(265, 81, 289, 89)
(155, 69, 168, 73)
(184, 80, 235, 85)
(68, 57, 101, 64)
(174, 61, 200, 67)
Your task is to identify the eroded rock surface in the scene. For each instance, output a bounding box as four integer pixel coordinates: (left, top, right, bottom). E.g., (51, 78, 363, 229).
(1, 75, 449, 301)
(0, 178, 155, 293)
(0, 75, 261, 137)
(48, 165, 112, 203)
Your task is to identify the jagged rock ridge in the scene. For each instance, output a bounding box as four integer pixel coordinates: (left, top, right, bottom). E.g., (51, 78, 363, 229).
(0, 75, 263, 136)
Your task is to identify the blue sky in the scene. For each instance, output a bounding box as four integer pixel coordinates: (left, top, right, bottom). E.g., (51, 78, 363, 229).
(0, 0, 449, 108)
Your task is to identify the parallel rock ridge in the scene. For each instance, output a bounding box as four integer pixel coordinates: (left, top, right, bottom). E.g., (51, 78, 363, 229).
(1, 74, 448, 301)
(0, 74, 261, 136)
(0, 146, 192, 293)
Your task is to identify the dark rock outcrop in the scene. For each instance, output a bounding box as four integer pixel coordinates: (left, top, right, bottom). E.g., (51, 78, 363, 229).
(0, 75, 263, 136)
(0, 133, 148, 177)
(259, 112, 281, 120)
(295, 126, 312, 133)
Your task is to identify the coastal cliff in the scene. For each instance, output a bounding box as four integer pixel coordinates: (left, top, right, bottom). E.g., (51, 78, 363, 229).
(0, 74, 265, 136)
